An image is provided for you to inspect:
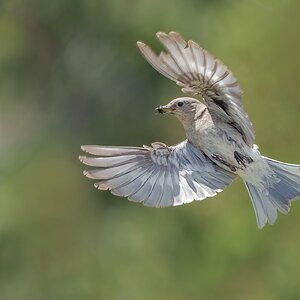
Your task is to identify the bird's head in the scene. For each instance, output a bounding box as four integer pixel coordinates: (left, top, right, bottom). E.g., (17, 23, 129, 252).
(155, 97, 205, 124)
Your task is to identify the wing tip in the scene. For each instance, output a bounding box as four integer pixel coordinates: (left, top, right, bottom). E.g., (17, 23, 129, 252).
(157, 31, 186, 46)
(156, 31, 181, 39)
(94, 182, 109, 191)
(156, 31, 166, 38)
(136, 41, 155, 58)
(83, 170, 99, 180)
(81, 145, 96, 154)
(83, 170, 91, 178)
(187, 39, 202, 50)
(136, 41, 146, 49)
(169, 31, 183, 40)
(79, 155, 86, 163)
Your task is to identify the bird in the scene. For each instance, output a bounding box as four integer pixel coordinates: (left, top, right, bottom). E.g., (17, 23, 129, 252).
(79, 31, 300, 229)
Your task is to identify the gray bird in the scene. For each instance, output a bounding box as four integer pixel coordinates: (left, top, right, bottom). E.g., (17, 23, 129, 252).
(79, 31, 300, 229)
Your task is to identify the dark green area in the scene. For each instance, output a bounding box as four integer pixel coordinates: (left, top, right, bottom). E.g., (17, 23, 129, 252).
(0, 0, 299, 299)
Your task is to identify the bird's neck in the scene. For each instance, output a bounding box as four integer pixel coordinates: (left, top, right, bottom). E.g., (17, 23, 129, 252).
(181, 106, 212, 146)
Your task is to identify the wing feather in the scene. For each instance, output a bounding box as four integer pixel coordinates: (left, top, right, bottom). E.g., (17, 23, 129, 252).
(127, 165, 158, 202)
(81, 145, 146, 156)
(79, 154, 143, 167)
(158, 164, 174, 207)
(104, 163, 153, 197)
(83, 161, 142, 180)
(140, 167, 162, 204)
(144, 167, 165, 207)
(156, 32, 194, 80)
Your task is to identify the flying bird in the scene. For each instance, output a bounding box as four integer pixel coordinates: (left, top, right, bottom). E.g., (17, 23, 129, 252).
(79, 31, 300, 229)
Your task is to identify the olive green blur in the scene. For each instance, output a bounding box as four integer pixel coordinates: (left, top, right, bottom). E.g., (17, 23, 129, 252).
(0, 0, 299, 299)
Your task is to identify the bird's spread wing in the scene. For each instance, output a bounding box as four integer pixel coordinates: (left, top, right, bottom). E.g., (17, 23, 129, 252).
(137, 32, 255, 146)
(80, 140, 236, 207)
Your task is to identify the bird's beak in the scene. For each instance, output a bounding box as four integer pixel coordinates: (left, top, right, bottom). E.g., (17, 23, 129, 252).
(155, 104, 174, 114)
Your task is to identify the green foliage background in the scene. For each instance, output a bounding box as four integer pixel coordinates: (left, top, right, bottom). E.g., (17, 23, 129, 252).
(0, 0, 299, 299)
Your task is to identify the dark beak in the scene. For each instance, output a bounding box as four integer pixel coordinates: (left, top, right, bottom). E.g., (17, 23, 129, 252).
(155, 105, 173, 114)
(155, 105, 166, 114)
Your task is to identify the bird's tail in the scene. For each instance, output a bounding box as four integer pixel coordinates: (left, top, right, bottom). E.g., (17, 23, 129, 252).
(244, 157, 300, 228)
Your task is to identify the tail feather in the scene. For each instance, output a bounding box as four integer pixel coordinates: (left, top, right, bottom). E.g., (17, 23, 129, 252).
(245, 157, 300, 229)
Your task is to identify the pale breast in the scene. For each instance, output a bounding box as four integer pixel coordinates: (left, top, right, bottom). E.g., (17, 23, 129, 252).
(188, 119, 256, 174)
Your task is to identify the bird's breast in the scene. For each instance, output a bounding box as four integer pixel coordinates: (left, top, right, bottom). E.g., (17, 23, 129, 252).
(187, 122, 258, 174)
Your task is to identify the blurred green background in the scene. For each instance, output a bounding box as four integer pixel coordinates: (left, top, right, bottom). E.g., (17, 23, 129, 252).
(0, 0, 299, 299)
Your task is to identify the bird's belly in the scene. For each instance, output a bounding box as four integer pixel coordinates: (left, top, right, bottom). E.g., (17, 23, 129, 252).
(190, 126, 257, 174)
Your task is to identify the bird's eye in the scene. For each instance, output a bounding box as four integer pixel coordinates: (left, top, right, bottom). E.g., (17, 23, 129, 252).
(177, 101, 184, 107)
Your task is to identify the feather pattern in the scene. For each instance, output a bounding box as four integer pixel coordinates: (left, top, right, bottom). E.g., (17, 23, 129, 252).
(80, 140, 236, 207)
(137, 31, 255, 146)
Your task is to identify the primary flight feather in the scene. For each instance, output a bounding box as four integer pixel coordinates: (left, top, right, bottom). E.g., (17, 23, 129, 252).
(80, 31, 300, 229)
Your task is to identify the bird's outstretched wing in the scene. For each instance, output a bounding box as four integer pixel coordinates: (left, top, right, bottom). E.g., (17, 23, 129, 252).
(137, 32, 255, 146)
(80, 140, 236, 207)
